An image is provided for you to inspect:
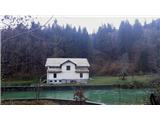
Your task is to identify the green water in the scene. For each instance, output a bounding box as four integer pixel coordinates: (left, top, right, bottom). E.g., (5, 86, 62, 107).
(1, 88, 151, 104)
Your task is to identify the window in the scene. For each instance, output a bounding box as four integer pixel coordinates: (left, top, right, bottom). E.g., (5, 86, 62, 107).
(59, 80, 62, 82)
(49, 80, 53, 83)
(53, 73, 57, 78)
(80, 73, 83, 78)
(49, 66, 54, 68)
(54, 80, 57, 82)
(66, 66, 70, 70)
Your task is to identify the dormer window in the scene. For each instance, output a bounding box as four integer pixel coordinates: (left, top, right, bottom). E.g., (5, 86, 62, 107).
(66, 66, 70, 70)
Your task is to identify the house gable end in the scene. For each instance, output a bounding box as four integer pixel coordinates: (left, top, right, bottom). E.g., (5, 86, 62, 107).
(60, 60, 77, 67)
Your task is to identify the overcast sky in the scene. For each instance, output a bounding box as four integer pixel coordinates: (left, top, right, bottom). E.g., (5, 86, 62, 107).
(36, 16, 159, 33)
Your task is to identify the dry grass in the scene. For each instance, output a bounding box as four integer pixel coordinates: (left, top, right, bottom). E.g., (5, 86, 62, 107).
(1, 100, 59, 105)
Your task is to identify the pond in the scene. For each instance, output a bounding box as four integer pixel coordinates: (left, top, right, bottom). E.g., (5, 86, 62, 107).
(1, 88, 151, 105)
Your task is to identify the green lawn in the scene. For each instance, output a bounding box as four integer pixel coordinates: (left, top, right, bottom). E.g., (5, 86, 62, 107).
(1, 78, 38, 86)
(89, 75, 152, 86)
(1, 75, 152, 86)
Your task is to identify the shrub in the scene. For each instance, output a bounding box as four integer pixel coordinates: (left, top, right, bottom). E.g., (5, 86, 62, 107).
(131, 81, 144, 88)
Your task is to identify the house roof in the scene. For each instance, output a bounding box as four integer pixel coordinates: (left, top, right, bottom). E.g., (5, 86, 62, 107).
(45, 58, 90, 67)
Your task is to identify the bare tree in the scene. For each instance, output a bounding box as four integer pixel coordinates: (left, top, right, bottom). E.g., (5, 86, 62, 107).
(119, 53, 129, 80)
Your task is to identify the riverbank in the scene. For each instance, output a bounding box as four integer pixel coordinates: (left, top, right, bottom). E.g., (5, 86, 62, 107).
(1, 75, 152, 105)
(1, 99, 101, 105)
(1, 83, 151, 92)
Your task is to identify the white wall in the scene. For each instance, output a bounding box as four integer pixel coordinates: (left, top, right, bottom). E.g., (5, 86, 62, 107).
(47, 62, 89, 81)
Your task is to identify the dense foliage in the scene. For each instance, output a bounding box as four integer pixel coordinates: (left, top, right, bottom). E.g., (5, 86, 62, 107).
(1, 16, 160, 79)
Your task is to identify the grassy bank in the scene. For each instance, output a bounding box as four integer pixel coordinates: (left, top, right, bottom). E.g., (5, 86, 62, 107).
(89, 75, 152, 86)
(1, 99, 59, 105)
(1, 78, 38, 86)
(1, 75, 152, 87)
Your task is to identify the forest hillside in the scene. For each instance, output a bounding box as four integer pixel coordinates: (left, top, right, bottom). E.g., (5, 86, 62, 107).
(1, 16, 160, 79)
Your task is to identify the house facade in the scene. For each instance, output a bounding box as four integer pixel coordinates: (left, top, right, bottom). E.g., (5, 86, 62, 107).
(45, 58, 90, 84)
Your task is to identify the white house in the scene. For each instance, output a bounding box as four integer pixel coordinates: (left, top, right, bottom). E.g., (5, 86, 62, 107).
(45, 58, 90, 84)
